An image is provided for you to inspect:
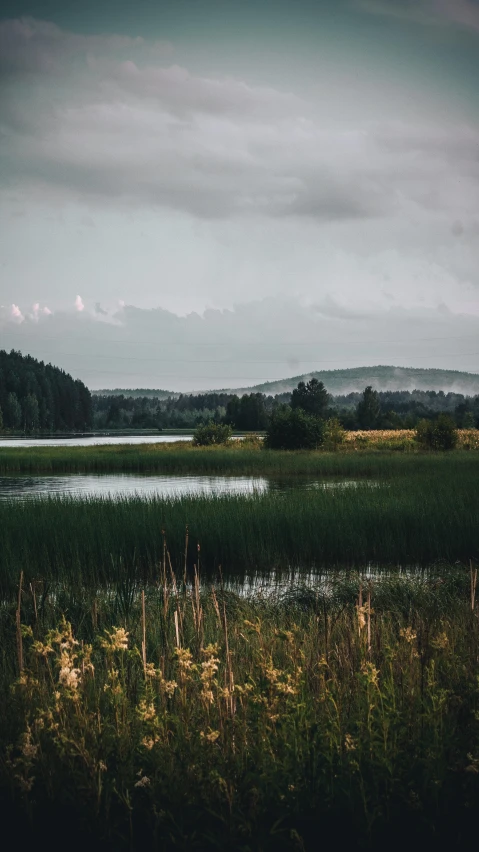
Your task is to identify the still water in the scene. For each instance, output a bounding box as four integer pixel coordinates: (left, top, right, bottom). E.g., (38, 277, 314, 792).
(0, 434, 193, 448)
(0, 473, 373, 501)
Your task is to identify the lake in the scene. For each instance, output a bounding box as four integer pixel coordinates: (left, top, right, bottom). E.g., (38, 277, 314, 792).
(0, 434, 193, 448)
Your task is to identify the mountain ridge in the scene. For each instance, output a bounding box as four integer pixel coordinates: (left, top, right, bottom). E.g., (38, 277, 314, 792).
(94, 365, 479, 398)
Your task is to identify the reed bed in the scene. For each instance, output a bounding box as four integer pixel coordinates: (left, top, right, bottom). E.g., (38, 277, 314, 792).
(0, 453, 477, 595)
(0, 431, 478, 475)
(1, 569, 478, 851)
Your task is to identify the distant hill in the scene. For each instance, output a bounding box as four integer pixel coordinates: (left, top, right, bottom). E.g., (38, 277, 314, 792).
(94, 388, 178, 400)
(225, 366, 479, 397)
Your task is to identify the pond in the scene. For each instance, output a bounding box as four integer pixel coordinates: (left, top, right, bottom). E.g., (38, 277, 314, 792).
(0, 473, 377, 500)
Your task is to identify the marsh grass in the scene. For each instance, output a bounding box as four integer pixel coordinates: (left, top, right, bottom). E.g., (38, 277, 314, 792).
(1, 569, 479, 851)
(0, 451, 477, 594)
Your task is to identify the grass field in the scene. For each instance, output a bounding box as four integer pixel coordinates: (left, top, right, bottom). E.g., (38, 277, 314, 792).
(1, 571, 478, 851)
(1, 438, 479, 848)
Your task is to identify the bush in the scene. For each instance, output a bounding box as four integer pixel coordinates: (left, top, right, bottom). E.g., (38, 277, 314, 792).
(323, 417, 347, 451)
(416, 415, 458, 451)
(264, 406, 324, 450)
(192, 422, 232, 446)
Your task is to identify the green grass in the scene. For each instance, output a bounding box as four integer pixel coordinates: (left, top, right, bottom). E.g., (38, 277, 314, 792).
(0, 440, 477, 476)
(1, 572, 478, 850)
(0, 453, 477, 594)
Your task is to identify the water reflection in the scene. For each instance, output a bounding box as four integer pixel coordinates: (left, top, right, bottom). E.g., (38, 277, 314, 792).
(0, 434, 193, 448)
(0, 473, 378, 500)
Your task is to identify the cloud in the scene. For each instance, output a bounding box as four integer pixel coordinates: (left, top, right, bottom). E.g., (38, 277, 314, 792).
(30, 302, 52, 320)
(95, 302, 108, 315)
(1, 18, 478, 227)
(358, 0, 479, 32)
(433, 0, 479, 32)
(1, 298, 478, 391)
(75, 295, 84, 312)
(10, 303, 25, 323)
(0, 17, 170, 74)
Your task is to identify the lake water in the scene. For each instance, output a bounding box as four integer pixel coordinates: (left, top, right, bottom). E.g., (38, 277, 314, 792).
(0, 473, 374, 500)
(0, 434, 193, 448)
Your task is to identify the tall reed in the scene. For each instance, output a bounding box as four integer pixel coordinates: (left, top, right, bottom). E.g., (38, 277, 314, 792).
(1, 570, 478, 851)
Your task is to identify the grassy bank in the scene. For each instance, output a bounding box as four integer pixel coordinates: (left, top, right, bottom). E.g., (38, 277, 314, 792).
(0, 430, 478, 475)
(1, 572, 478, 851)
(0, 453, 478, 592)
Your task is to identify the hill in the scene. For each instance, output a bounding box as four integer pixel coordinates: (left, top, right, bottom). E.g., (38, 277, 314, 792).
(0, 349, 92, 431)
(225, 366, 479, 397)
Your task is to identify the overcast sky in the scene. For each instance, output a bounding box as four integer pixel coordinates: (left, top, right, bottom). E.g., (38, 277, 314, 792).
(1, 0, 479, 391)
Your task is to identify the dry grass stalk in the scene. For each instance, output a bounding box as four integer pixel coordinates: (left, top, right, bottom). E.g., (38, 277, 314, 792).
(29, 581, 37, 622)
(471, 561, 477, 611)
(183, 524, 189, 586)
(141, 589, 147, 674)
(174, 610, 180, 648)
(367, 587, 372, 657)
(16, 570, 23, 673)
(191, 566, 203, 648)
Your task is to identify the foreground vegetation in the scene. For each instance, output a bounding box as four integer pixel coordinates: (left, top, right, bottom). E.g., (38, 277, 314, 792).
(1, 569, 478, 850)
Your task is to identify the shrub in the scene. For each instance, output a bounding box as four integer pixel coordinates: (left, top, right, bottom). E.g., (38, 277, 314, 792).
(323, 417, 347, 451)
(192, 422, 232, 446)
(264, 406, 324, 450)
(416, 415, 458, 451)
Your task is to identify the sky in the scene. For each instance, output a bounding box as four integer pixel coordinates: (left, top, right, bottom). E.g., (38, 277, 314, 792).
(1, 0, 479, 391)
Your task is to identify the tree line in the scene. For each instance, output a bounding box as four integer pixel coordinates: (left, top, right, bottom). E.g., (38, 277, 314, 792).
(0, 350, 92, 433)
(92, 382, 479, 431)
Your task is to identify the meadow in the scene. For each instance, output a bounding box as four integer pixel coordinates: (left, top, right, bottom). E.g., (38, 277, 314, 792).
(1, 570, 478, 851)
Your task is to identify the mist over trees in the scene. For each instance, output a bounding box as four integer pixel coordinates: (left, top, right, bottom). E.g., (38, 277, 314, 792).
(92, 385, 479, 431)
(0, 350, 92, 432)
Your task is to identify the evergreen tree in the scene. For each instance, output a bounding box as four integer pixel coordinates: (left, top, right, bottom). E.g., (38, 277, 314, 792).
(291, 379, 330, 418)
(357, 386, 381, 430)
(0, 350, 92, 431)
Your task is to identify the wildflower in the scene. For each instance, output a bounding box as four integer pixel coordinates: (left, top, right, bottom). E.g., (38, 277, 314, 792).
(431, 632, 449, 650)
(175, 647, 194, 671)
(135, 775, 151, 788)
(361, 661, 379, 687)
(161, 679, 177, 697)
(137, 700, 156, 722)
(59, 666, 81, 690)
(344, 734, 357, 752)
(32, 640, 54, 657)
(200, 730, 220, 744)
(101, 626, 129, 652)
(21, 730, 38, 761)
(202, 643, 220, 657)
(400, 626, 417, 644)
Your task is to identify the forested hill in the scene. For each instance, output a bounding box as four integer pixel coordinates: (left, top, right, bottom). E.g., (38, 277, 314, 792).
(229, 366, 479, 396)
(0, 350, 92, 432)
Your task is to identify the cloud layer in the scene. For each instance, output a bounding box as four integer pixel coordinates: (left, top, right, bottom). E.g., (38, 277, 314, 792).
(1, 16, 478, 225)
(1, 297, 478, 391)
